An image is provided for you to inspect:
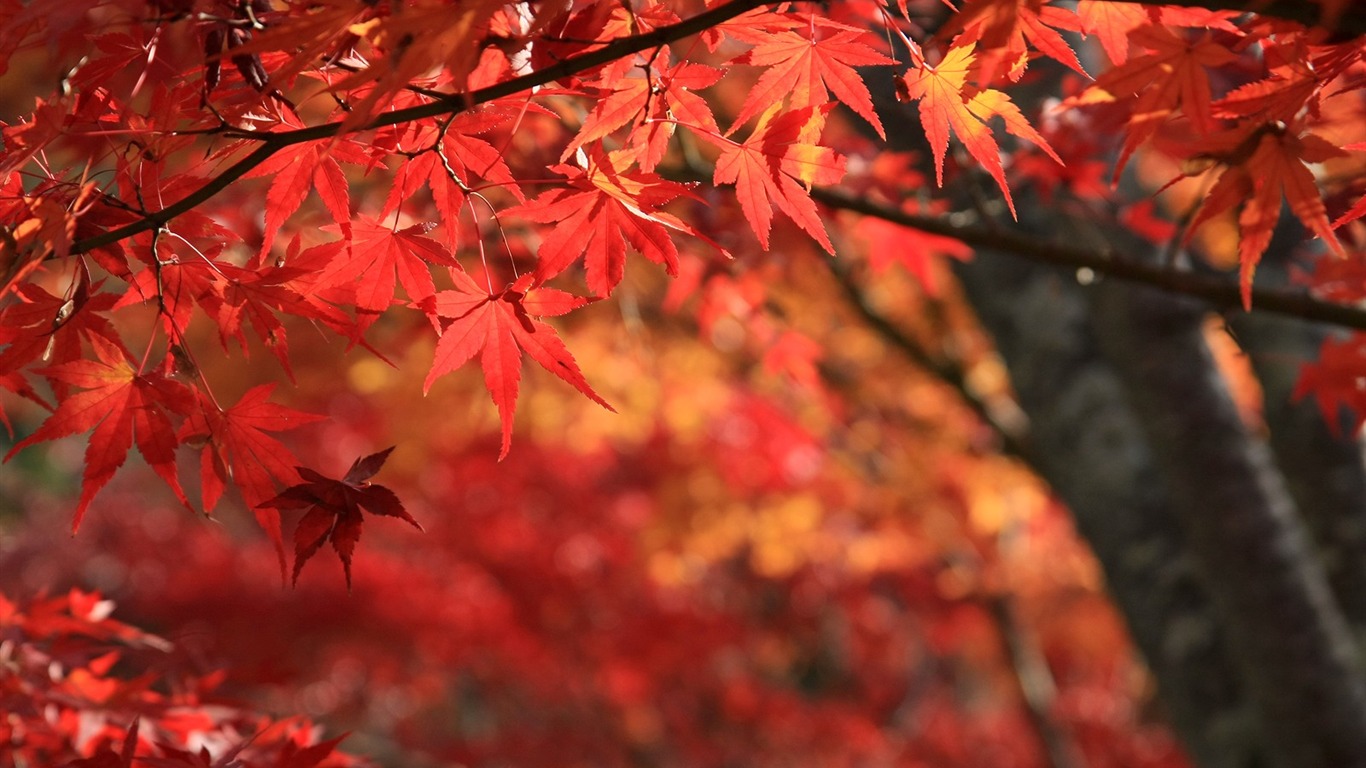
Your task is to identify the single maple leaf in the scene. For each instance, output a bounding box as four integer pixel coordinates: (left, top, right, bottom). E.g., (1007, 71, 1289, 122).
(1076, 0, 1149, 65)
(180, 385, 325, 581)
(726, 22, 896, 138)
(421, 271, 613, 458)
(316, 218, 460, 313)
(1184, 122, 1346, 308)
(259, 446, 421, 588)
(517, 147, 711, 296)
(247, 140, 362, 258)
(5, 336, 193, 531)
(896, 44, 1061, 217)
(706, 103, 846, 252)
(856, 214, 973, 296)
(1294, 334, 1366, 436)
(1212, 61, 1320, 124)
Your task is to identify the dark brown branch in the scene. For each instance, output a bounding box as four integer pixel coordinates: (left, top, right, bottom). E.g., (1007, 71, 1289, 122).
(70, 0, 769, 257)
(984, 593, 1087, 768)
(812, 187, 1366, 332)
(821, 255, 1034, 460)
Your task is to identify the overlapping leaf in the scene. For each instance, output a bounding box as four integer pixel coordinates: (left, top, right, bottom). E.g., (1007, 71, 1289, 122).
(1184, 123, 1346, 308)
(725, 20, 895, 138)
(180, 385, 325, 580)
(706, 104, 846, 252)
(1068, 24, 1238, 174)
(517, 147, 712, 296)
(896, 44, 1060, 217)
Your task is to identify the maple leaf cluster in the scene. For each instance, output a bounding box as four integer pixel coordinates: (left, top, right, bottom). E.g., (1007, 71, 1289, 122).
(0, 588, 359, 767)
(3, 0, 1366, 583)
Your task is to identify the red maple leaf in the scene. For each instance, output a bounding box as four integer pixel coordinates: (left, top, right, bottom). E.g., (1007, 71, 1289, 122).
(315, 217, 460, 313)
(1294, 334, 1366, 436)
(421, 271, 612, 458)
(5, 336, 193, 530)
(207, 248, 355, 379)
(563, 58, 725, 171)
(259, 446, 421, 588)
(724, 16, 895, 138)
(246, 137, 365, 257)
(1077, 0, 1149, 65)
(856, 214, 973, 296)
(706, 103, 846, 252)
(1068, 24, 1239, 174)
(180, 384, 325, 580)
(517, 147, 710, 296)
(0, 276, 124, 389)
(380, 103, 529, 248)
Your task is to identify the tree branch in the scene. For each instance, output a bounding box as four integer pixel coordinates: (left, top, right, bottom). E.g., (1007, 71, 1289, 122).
(70, 0, 770, 257)
(812, 187, 1366, 332)
(821, 254, 1034, 460)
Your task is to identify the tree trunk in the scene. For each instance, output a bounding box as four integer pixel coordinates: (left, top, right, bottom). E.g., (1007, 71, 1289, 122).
(1091, 267, 1366, 767)
(953, 248, 1260, 768)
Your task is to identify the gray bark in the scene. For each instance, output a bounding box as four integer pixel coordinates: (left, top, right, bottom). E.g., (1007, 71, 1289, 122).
(953, 247, 1260, 768)
(1224, 245, 1366, 646)
(1092, 269, 1366, 767)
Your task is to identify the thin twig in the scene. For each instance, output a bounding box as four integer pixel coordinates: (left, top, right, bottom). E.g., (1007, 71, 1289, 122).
(70, 0, 770, 257)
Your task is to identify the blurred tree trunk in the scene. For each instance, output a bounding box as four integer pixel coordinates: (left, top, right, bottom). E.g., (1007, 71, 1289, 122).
(1090, 261, 1366, 768)
(951, 246, 1258, 768)
(1224, 240, 1366, 648)
(951, 214, 1366, 767)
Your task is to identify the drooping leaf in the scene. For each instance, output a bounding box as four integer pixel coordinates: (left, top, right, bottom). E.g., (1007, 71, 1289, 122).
(1068, 24, 1239, 174)
(517, 147, 714, 296)
(726, 21, 895, 138)
(1184, 123, 1346, 308)
(5, 337, 193, 530)
(421, 271, 612, 458)
(259, 446, 421, 588)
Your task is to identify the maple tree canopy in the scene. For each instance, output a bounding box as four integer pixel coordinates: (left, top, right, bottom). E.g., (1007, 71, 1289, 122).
(1, 0, 1366, 668)
(8, 0, 1366, 766)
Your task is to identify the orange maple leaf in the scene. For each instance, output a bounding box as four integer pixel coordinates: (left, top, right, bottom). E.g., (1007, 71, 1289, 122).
(707, 104, 846, 252)
(1185, 123, 1346, 309)
(939, 0, 1086, 82)
(896, 44, 1060, 218)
